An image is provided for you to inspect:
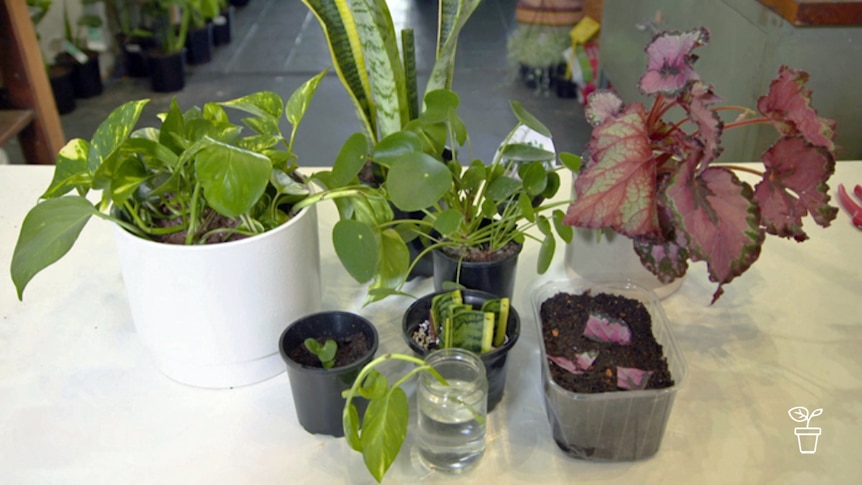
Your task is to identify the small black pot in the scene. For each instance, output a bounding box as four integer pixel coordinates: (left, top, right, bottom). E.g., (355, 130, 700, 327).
(147, 49, 186, 93)
(403, 289, 520, 412)
(120, 35, 156, 78)
(212, 7, 234, 46)
(56, 51, 103, 98)
(48, 64, 76, 115)
(432, 243, 522, 299)
(555, 63, 577, 99)
(185, 25, 213, 65)
(279, 311, 379, 436)
(230, 0, 250, 6)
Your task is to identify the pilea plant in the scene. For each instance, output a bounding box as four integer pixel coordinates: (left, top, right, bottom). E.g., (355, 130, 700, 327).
(563, 27, 840, 302)
(303, 338, 337, 369)
(320, 89, 579, 303)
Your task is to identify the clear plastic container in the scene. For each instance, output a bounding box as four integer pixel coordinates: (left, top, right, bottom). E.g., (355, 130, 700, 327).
(530, 279, 687, 461)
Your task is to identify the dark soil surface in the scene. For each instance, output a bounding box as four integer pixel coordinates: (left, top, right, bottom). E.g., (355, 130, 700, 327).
(540, 291, 674, 393)
(288, 331, 372, 369)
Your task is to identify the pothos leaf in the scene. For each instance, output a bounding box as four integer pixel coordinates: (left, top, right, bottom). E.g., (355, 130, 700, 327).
(665, 161, 765, 302)
(360, 387, 409, 483)
(563, 103, 660, 238)
(344, 403, 362, 451)
(754, 136, 837, 241)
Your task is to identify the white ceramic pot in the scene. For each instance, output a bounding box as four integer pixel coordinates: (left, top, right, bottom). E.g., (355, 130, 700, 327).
(564, 228, 684, 300)
(114, 204, 322, 388)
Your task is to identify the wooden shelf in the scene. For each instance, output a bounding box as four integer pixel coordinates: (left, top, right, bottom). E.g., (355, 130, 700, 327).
(758, 0, 862, 26)
(0, 110, 34, 146)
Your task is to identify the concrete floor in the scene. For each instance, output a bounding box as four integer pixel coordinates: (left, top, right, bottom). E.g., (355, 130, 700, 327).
(5, 0, 591, 167)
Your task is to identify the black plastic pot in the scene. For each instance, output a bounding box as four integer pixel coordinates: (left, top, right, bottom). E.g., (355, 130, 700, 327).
(230, 0, 250, 6)
(212, 7, 234, 46)
(120, 35, 155, 78)
(555, 63, 577, 99)
(147, 50, 185, 93)
(403, 289, 520, 412)
(432, 243, 522, 299)
(185, 25, 213, 65)
(48, 64, 76, 115)
(279, 311, 379, 437)
(55, 51, 103, 98)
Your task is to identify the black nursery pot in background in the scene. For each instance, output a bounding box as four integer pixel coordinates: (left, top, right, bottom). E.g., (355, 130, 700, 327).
(147, 50, 185, 93)
(432, 243, 522, 299)
(402, 289, 521, 412)
(120, 35, 156, 78)
(555, 63, 577, 99)
(212, 7, 234, 46)
(279, 311, 379, 437)
(185, 25, 213, 65)
(48, 64, 76, 115)
(55, 51, 103, 99)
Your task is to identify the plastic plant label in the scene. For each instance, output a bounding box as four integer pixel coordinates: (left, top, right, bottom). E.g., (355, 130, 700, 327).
(583, 313, 632, 345)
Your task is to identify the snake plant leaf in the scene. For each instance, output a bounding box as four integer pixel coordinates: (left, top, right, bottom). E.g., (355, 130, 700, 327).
(302, 0, 377, 142)
(42, 139, 91, 199)
(333, 219, 380, 283)
(359, 387, 408, 483)
(11, 196, 100, 300)
(195, 139, 272, 218)
(331, 132, 371, 188)
(387, 152, 452, 212)
(351, 0, 409, 139)
(509, 100, 552, 138)
(425, 0, 482, 96)
(401, 28, 419, 121)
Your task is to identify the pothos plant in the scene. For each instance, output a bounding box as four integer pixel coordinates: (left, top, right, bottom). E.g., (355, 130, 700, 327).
(10, 68, 377, 299)
(317, 89, 580, 303)
(563, 27, 839, 302)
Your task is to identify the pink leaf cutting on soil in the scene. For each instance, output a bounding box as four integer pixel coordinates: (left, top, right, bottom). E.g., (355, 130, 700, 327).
(837, 184, 862, 229)
(617, 367, 654, 390)
(639, 28, 709, 95)
(583, 313, 631, 345)
(547, 351, 598, 375)
(757, 66, 837, 152)
(585, 90, 625, 127)
(754, 137, 838, 241)
(564, 103, 661, 239)
(665, 157, 765, 302)
(681, 81, 724, 166)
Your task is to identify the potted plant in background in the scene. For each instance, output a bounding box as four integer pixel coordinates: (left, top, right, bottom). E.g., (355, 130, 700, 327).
(302, 0, 482, 280)
(53, 0, 105, 99)
(141, 0, 189, 92)
(563, 27, 839, 303)
(104, 0, 154, 78)
(25, 0, 76, 114)
(185, 0, 218, 64)
(9, 69, 360, 388)
(323, 89, 578, 303)
(211, 0, 233, 47)
(279, 311, 379, 437)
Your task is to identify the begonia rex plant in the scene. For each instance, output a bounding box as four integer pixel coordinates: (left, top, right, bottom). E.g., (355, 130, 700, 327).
(563, 27, 839, 302)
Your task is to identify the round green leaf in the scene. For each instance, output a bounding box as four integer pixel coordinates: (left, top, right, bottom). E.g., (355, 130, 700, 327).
(509, 100, 552, 137)
(560, 152, 583, 172)
(432, 209, 464, 237)
(537, 233, 556, 274)
(373, 131, 422, 168)
(195, 140, 272, 218)
(521, 162, 548, 196)
(485, 176, 521, 202)
(331, 132, 370, 187)
(333, 219, 379, 283)
(387, 152, 451, 212)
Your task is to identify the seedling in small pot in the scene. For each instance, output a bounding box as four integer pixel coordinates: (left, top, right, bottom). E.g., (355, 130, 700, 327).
(303, 338, 337, 369)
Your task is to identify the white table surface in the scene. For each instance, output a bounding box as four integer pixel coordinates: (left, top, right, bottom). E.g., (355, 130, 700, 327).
(2, 163, 861, 484)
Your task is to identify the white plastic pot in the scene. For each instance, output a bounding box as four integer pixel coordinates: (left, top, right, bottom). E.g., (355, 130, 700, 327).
(114, 204, 322, 388)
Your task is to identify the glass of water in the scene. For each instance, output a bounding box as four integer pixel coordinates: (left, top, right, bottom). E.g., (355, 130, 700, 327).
(417, 348, 488, 473)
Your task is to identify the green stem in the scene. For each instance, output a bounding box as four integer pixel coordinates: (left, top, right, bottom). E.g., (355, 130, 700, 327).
(185, 182, 203, 245)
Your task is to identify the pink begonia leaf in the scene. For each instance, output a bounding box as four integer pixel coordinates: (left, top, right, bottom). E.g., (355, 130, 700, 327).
(754, 137, 838, 241)
(633, 236, 689, 284)
(584, 313, 631, 345)
(639, 28, 710, 95)
(617, 367, 654, 390)
(757, 66, 837, 152)
(563, 103, 661, 239)
(681, 81, 724, 166)
(547, 351, 598, 375)
(664, 156, 765, 303)
(585, 90, 625, 127)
